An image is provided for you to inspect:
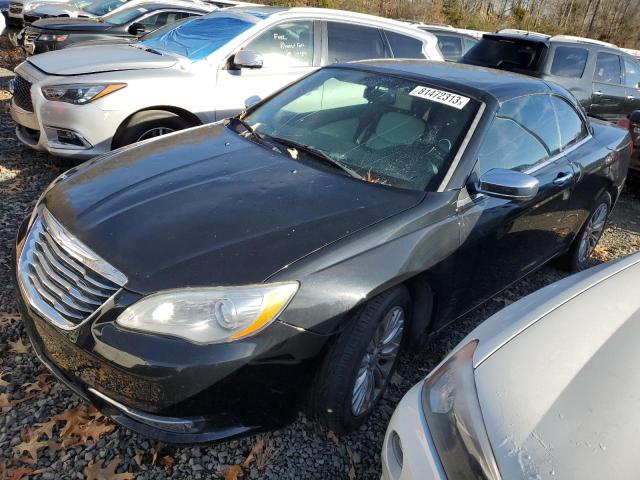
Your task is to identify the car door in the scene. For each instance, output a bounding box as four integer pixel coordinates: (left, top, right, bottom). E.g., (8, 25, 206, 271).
(591, 51, 627, 121)
(214, 19, 321, 120)
(622, 56, 640, 114)
(453, 94, 578, 316)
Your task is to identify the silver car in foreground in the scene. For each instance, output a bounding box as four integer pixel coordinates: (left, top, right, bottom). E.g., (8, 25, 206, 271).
(9, 6, 441, 159)
(383, 251, 640, 479)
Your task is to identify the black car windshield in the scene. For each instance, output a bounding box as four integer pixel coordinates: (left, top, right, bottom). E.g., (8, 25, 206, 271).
(85, 0, 126, 16)
(462, 37, 545, 73)
(242, 68, 479, 191)
(102, 5, 147, 25)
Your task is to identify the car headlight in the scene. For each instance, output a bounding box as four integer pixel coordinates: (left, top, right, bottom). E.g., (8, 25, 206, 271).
(36, 33, 69, 41)
(116, 282, 299, 344)
(422, 340, 502, 480)
(41, 83, 126, 105)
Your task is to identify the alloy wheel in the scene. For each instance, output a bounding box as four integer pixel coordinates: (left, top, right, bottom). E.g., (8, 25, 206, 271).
(578, 202, 608, 263)
(351, 306, 405, 416)
(136, 127, 175, 142)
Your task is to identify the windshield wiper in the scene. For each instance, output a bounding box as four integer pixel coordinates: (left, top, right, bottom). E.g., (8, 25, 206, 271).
(270, 136, 362, 180)
(228, 117, 280, 151)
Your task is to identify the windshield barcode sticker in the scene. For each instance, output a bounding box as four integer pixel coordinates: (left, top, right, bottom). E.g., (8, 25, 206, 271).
(409, 86, 470, 110)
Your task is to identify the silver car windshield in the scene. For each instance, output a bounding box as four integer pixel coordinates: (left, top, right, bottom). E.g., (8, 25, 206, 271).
(102, 6, 148, 25)
(242, 68, 480, 191)
(141, 13, 256, 61)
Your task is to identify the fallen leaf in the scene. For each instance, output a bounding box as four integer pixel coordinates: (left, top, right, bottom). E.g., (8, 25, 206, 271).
(28, 419, 57, 441)
(0, 466, 34, 480)
(327, 430, 340, 446)
(160, 455, 175, 471)
(0, 393, 12, 409)
(389, 372, 403, 386)
(242, 436, 264, 469)
(84, 459, 134, 480)
(348, 465, 357, 480)
(224, 465, 243, 480)
(151, 442, 164, 465)
(8, 338, 30, 354)
(0, 313, 20, 327)
(133, 451, 143, 466)
(23, 374, 53, 396)
(0, 371, 11, 388)
(14, 438, 59, 462)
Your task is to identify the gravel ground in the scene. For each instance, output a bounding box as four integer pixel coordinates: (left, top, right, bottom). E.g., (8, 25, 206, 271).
(0, 33, 639, 479)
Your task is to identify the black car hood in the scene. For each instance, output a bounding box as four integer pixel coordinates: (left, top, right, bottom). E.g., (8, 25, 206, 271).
(31, 17, 113, 32)
(44, 124, 424, 294)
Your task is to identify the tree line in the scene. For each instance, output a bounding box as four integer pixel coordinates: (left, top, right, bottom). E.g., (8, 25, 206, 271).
(260, 0, 640, 49)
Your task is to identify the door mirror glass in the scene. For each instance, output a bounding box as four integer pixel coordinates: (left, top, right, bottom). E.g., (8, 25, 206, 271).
(128, 22, 146, 35)
(476, 168, 539, 201)
(233, 50, 263, 69)
(244, 95, 261, 109)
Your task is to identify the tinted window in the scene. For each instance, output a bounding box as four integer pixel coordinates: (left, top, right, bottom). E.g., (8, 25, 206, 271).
(550, 46, 588, 78)
(327, 22, 387, 63)
(551, 96, 588, 148)
(462, 36, 478, 52)
(478, 95, 560, 174)
(624, 57, 640, 89)
(243, 68, 479, 191)
(594, 52, 622, 84)
(385, 30, 425, 58)
(463, 38, 544, 73)
(84, 0, 126, 15)
(436, 34, 462, 59)
(244, 21, 314, 67)
(499, 95, 561, 155)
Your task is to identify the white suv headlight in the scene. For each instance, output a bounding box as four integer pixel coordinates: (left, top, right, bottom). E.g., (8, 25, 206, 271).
(41, 83, 126, 105)
(116, 283, 299, 344)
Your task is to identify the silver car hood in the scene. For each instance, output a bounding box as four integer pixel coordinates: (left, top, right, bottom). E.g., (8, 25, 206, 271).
(31, 3, 87, 16)
(28, 44, 178, 75)
(471, 254, 640, 479)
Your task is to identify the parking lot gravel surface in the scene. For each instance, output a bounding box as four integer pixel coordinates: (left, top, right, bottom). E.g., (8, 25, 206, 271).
(1, 33, 639, 479)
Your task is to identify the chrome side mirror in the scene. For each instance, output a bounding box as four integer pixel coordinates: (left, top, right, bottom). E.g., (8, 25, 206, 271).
(475, 168, 539, 201)
(233, 50, 263, 69)
(244, 95, 261, 109)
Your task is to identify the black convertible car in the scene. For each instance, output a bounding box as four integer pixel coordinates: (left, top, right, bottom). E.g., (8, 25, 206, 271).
(22, 0, 211, 54)
(15, 61, 630, 443)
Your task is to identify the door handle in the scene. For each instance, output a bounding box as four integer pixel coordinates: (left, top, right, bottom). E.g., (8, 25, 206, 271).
(553, 172, 574, 185)
(593, 91, 603, 96)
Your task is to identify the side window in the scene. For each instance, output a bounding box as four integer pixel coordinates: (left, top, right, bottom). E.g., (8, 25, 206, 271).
(550, 96, 588, 148)
(385, 31, 425, 59)
(594, 52, 622, 84)
(436, 34, 463, 58)
(550, 46, 588, 78)
(623, 57, 640, 89)
(477, 95, 559, 174)
(462, 36, 478, 53)
(327, 22, 387, 63)
(243, 21, 314, 68)
(138, 12, 171, 29)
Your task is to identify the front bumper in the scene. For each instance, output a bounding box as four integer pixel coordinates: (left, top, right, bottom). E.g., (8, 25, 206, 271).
(9, 78, 128, 159)
(14, 220, 329, 444)
(382, 383, 447, 480)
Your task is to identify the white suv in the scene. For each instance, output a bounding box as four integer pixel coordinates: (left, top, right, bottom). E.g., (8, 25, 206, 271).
(10, 6, 442, 159)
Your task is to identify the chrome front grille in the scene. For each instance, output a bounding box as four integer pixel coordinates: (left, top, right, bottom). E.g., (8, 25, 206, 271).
(18, 208, 127, 330)
(12, 75, 33, 112)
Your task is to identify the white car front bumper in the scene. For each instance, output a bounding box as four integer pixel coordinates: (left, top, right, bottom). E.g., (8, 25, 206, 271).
(10, 77, 128, 159)
(381, 383, 447, 480)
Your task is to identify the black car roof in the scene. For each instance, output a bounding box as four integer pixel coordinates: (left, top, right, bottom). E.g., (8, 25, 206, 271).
(335, 60, 552, 104)
(483, 32, 551, 46)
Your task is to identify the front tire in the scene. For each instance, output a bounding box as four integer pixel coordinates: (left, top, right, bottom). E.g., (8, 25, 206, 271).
(309, 286, 411, 433)
(561, 192, 611, 271)
(113, 110, 192, 149)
